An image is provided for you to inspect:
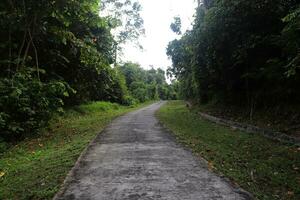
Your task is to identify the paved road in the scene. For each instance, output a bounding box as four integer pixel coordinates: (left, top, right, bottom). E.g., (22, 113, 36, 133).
(54, 102, 250, 200)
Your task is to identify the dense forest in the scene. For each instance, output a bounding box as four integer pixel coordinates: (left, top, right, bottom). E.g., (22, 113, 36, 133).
(1, 0, 299, 142)
(117, 62, 178, 104)
(167, 0, 300, 117)
(0, 0, 176, 143)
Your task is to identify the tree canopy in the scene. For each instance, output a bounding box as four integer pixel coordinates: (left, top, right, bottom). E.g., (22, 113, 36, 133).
(167, 0, 300, 112)
(0, 0, 176, 142)
(117, 62, 178, 104)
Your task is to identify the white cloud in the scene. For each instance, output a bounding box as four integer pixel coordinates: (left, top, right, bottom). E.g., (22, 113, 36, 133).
(119, 0, 197, 70)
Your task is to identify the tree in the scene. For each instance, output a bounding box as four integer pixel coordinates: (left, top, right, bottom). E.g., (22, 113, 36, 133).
(101, 0, 145, 44)
(117, 62, 177, 102)
(167, 0, 300, 111)
(101, 0, 145, 64)
(170, 16, 182, 35)
(0, 0, 139, 141)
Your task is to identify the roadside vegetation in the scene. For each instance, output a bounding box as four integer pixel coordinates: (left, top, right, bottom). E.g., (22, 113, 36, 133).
(0, 101, 153, 200)
(157, 101, 300, 200)
(165, 1, 300, 197)
(0, 1, 177, 199)
(195, 103, 300, 137)
(0, 0, 177, 155)
(167, 0, 300, 132)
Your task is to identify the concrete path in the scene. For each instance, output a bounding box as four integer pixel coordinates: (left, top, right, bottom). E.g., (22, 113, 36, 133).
(54, 102, 250, 200)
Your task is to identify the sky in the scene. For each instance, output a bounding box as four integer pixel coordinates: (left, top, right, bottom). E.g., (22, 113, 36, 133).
(119, 0, 197, 71)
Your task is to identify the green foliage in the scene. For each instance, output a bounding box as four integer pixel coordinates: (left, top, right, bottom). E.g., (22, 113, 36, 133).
(170, 16, 182, 35)
(167, 0, 300, 109)
(122, 95, 139, 106)
(167, 35, 198, 100)
(281, 6, 300, 77)
(0, 71, 66, 141)
(101, 0, 145, 44)
(78, 101, 121, 113)
(117, 62, 179, 103)
(0, 138, 8, 154)
(0, 0, 144, 141)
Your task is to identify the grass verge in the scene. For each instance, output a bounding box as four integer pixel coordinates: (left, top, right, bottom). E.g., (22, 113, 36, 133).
(0, 101, 154, 200)
(157, 101, 300, 200)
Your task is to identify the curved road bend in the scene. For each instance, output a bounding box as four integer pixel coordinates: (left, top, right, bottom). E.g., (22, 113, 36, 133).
(54, 102, 250, 200)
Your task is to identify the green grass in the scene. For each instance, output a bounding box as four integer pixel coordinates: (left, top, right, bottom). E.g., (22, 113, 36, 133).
(0, 101, 154, 200)
(157, 101, 300, 200)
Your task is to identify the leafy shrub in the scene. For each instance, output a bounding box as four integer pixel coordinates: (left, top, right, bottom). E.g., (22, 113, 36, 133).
(132, 88, 149, 103)
(167, 0, 300, 106)
(78, 101, 121, 113)
(122, 95, 139, 106)
(0, 71, 67, 142)
(0, 138, 8, 154)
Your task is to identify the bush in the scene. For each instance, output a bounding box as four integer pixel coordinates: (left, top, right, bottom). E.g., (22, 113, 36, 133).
(131, 87, 149, 103)
(121, 95, 138, 106)
(78, 101, 121, 113)
(0, 138, 8, 154)
(0, 71, 67, 142)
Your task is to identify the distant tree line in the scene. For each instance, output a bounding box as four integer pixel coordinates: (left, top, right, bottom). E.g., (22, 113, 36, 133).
(117, 62, 178, 105)
(167, 0, 299, 113)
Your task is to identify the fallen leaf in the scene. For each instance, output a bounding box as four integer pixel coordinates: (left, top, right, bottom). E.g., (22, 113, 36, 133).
(208, 161, 214, 170)
(0, 171, 5, 178)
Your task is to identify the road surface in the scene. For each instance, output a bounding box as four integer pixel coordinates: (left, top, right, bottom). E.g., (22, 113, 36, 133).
(54, 102, 250, 200)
